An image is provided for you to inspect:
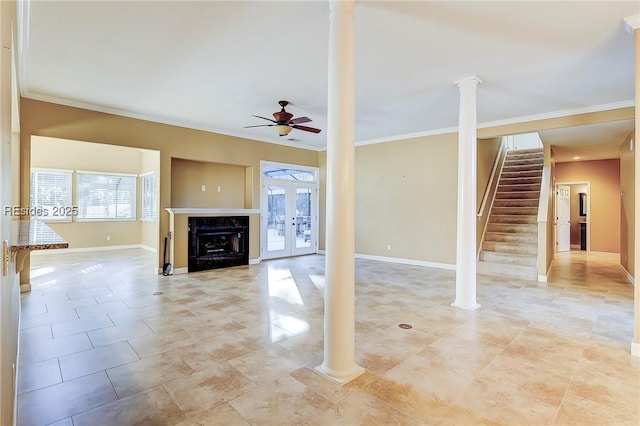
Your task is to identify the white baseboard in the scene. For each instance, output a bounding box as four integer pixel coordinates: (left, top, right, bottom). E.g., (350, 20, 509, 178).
(355, 253, 455, 270)
(249, 258, 261, 265)
(621, 265, 635, 286)
(537, 259, 554, 283)
(632, 342, 640, 357)
(171, 267, 188, 275)
(140, 245, 158, 253)
(315, 251, 454, 270)
(30, 244, 146, 255)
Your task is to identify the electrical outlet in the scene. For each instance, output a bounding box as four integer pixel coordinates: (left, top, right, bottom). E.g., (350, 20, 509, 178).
(106, 235, 111, 241)
(387, 244, 391, 251)
(217, 186, 222, 192)
(201, 185, 206, 192)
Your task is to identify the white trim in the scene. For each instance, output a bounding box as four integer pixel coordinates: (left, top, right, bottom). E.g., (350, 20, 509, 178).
(451, 301, 481, 311)
(314, 364, 365, 385)
(332, 100, 636, 150)
(354, 126, 459, 147)
(165, 208, 260, 215)
(354, 253, 455, 270)
(21, 91, 633, 154)
(318, 249, 326, 255)
(260, 160, 319, 182)
(76, 170, 138, 177)
(30, 167, 74, 174)
(172, 267, 188, 275)
(631, 342, 640, 357)
(623, 14, 640, 32)
(138, 171, 155, 177)
(140, 245, 157, 254)
(477, 101, 634, 132)
(538, 259, 554, 283)
(157, 260, 259, 274)
(622, 266, 635, 286)
(30, 244, 144, 255)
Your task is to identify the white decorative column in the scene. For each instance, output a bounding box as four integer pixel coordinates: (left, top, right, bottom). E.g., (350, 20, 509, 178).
(316, 0, 364, 384)
(452, 76, 482, 311)
(624, 14, 640, 357)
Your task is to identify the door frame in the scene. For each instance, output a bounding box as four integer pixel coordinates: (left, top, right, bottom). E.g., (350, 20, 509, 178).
(554, 181, 590, 253)
(260, 161, 319, 260)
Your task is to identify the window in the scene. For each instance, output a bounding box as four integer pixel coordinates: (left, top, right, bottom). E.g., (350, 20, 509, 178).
(30, 169, 73, 221)
(140, 172, 158, 221)
(77, 172, 136, 220)
(262, 163, 317, 182)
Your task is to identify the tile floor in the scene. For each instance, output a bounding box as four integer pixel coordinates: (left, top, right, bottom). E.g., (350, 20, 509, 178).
(17, 249, 639, 425)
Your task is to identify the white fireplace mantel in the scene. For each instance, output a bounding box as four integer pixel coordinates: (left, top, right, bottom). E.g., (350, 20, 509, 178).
(165, 208, 260, 215)
(163, 208, 262, 275)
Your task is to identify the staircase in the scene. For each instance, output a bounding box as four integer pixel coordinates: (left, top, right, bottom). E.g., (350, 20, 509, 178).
(478, 148, 543, 281)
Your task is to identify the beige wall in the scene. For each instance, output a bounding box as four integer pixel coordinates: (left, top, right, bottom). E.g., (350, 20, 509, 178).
(31, 136, 143, 173)
(354, 134, 459, 265)
(477, 137, 502, 207)
(170, 158, 246, 208)
(536, 143, 555, 279)
(619, 131, 635, 275)
(19, 99, 634, 271)
(555, 159, 621, 253)
(30, 136, 160, 250)
(476, 137, 504, 251)
(319, 108, 633, 267)
(20, 98, 319, 272)
(140, 149, 160, 251)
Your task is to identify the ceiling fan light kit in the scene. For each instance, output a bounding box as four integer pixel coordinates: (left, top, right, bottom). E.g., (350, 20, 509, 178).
(275, 124, 292, 136)
(244, 100, 321, 138)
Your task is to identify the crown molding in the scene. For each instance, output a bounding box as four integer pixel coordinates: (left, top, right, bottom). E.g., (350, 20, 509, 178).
(20, 91, 325, 152)
(344, 100, 635, 150)
(21, 91, 633, 153)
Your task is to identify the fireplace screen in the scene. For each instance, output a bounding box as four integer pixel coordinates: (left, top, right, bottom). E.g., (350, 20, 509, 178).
(197, 231, 242, 257)
(188, 216, 249, 272)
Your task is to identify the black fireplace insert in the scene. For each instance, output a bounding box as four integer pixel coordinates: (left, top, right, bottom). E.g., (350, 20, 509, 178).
(188, 216, 249, 272)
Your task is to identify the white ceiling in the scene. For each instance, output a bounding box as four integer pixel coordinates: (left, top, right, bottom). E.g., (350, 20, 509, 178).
(18, 1, 638, 154)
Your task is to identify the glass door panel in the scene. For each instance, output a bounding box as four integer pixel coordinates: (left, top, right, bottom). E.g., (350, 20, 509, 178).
(293, 185, 314, 254)
(265, 184, 287, 258)
(262, 180, 316, 259)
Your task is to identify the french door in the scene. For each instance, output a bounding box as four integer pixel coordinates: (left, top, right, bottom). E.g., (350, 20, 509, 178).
(556, 184, 571, 252)
(262, 179, 317, 259)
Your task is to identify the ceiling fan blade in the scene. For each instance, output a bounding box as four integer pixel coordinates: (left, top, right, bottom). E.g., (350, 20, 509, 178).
(252, 115, 277, 123)
(292, 125, 321, 134)
(289, 116, 312, 124)
(244, 124, 275, 128)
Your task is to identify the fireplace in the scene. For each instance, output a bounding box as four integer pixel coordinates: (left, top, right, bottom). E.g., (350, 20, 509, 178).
(188, 216, 249, 272)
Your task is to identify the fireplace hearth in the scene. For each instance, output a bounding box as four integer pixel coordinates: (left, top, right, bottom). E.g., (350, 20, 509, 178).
(188, 216, 249, 272)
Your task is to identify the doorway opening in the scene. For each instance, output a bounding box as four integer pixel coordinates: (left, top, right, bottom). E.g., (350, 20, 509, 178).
(555, 181, 590, 253)
(261, 161, 318, 260)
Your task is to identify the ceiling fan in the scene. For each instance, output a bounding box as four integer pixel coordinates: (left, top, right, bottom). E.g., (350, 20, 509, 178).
(245, 100, 321, 137)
